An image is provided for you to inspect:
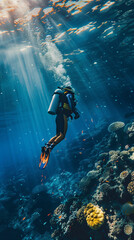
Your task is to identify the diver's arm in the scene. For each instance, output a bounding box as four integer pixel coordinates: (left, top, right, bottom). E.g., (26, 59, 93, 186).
(66, 93, 75, 112)
(66, 93, 80, 119)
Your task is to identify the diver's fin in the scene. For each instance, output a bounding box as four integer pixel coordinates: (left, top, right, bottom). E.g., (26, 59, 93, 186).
(39, 147, 50, 169)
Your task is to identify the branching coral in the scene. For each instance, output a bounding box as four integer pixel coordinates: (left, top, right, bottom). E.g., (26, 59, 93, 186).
(84, 203, 104, 230)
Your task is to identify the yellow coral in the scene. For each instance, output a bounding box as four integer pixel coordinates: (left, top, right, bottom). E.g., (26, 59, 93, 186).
(84, 203, 104, 230)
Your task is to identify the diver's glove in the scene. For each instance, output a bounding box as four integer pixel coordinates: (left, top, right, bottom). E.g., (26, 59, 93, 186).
(74, 111, 80, 119)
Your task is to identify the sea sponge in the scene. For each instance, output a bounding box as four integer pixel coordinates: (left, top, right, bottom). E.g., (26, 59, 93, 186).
(120, 170, 129, 180)
(127, 181, 134, 195)
(124, 224, 133, 235)
(84, 203, 104, 230)
(122, 202, 134, 216)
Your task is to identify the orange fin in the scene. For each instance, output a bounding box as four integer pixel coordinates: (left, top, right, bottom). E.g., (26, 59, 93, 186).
(39, 151, 50, 169)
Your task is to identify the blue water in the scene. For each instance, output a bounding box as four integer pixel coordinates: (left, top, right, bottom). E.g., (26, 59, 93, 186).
(0, 0, 134, 239)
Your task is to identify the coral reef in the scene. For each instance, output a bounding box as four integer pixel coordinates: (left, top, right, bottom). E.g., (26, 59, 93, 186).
(1, 120, 134, 240)
(49, 120, 134, 240)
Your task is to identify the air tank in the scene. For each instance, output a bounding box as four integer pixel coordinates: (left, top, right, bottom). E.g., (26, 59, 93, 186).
(48, 88, 63, 115)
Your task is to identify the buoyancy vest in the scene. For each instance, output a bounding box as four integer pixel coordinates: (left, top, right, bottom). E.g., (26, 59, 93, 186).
(59, 91, 76, 117)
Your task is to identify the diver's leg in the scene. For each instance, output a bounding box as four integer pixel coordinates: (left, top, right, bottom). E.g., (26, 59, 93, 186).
(45, 114, 68, 153)
(51, 115, 68, 147)
(48, 135, 58, 144)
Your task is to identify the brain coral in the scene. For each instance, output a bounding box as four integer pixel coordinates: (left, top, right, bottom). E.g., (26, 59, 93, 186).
(84, 203, 104, 230)
(124, 224, 133, 235)
(120, 170, 129, 179)
(127, 181, 134, 195)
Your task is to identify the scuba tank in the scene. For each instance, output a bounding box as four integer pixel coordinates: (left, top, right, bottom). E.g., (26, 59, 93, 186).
(48, 88, 64, 115)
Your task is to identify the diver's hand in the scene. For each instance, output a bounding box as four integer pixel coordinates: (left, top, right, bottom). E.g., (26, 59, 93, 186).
(69, 115, 73, 120)
(74, 112, 80, 119)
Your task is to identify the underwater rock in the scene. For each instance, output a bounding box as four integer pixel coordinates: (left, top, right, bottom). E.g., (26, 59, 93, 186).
(124, 122, 134, 144)
(79, 170, 99, 192)
(31, 212, 40, 222)
(45, 170, 83, 201)
(108, 121, 125, 147)
(124, 122, 134, 134)
(122, 202, 134, 216)
(76, 206, 86, 225)
(0, 203, 8, 223)
(98, 152, 109, 160)
(99, 183, 111, 194)
(32, 184, 47, 195)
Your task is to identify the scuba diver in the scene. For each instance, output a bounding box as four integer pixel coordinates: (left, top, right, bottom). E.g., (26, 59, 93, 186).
(42, 86, 80, 157)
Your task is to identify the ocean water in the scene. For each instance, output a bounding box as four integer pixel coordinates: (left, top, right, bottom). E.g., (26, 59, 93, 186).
(0, 1, 134, 240)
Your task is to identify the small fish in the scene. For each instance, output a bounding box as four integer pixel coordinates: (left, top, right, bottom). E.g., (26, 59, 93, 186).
(22, 217, 26, 221)
(58, 215, 62, 219)
(91, 118, 93, 122)
(43, 222, 47, 225)
(47, 213, 51, 216)
(81, 130, 83, 134)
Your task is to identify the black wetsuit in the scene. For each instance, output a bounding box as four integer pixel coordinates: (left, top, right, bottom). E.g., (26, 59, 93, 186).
(56, 92, 76, 135)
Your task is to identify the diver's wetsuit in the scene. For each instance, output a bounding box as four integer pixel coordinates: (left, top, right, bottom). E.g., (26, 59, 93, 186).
(46, 92, 79, 151)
